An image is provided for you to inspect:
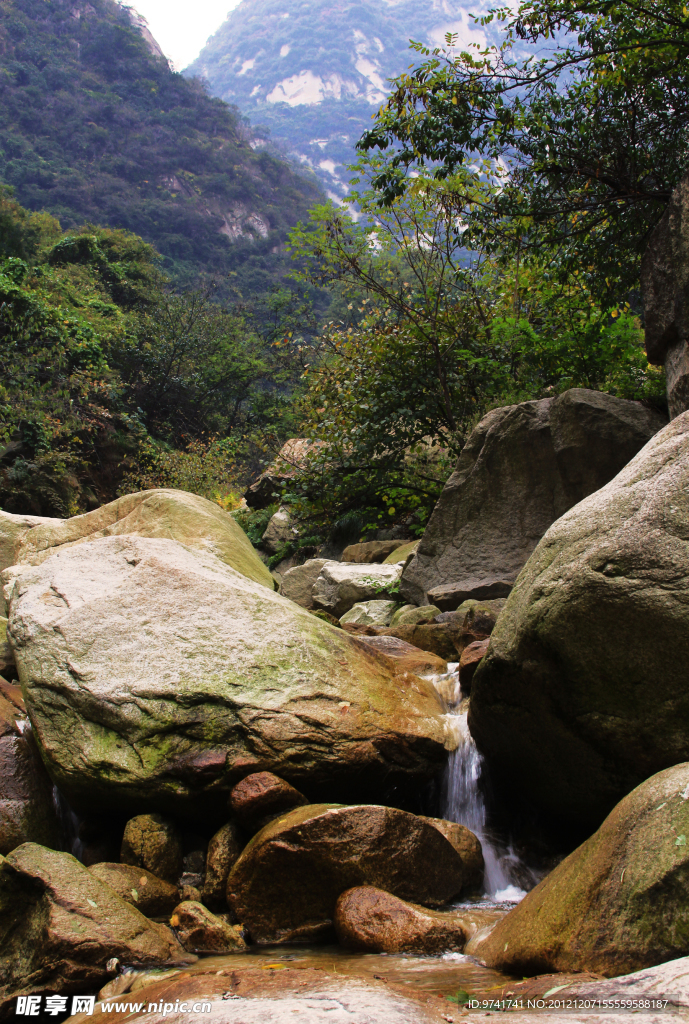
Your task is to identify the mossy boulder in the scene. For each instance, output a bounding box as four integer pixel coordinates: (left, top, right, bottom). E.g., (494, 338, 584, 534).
(474, 763, 689, 977)
(8, 535, 448, 819)
(470, 412, 689, 829)
(0, 488, 273, 589)
(0, 843, 184, 1014)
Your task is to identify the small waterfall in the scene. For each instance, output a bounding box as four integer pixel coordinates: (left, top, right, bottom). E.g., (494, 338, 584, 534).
(430, 664, 530, 903)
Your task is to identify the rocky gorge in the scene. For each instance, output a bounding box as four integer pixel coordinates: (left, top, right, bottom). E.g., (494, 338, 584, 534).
(3, 371, 689, 1021)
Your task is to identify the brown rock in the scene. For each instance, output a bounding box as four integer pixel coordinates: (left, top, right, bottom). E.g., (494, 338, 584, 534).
(341, 540, 407, 563)
(203, 822, 244, 910)
(170, 900, 246, 954)
(458, 638, 490, 695)
(120, 814, 183, 884)
(354, 635, 448, 676)
(229, 772, 308, 832)
(419, 817, 484, 891)
(226, 804, 466, 944)
(334, 886, 501, 954)
(0, 693, 60, 856)
(88, 863, 179, 918)
(0, 843, 186, 1015)
(342, 622, 463, 661)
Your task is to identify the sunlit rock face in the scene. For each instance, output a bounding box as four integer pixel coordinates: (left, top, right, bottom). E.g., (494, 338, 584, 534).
(185, 0, 492, 201)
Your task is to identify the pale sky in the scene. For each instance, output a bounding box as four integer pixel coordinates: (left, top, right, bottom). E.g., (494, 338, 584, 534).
(127, 0, 243, 70)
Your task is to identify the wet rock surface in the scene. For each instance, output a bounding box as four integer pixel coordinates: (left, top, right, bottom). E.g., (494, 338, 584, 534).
(226, 804, 467, 944)
(471, 412, 689, 828)
(475, 763, 689, 977)
(334, 886, 501, 954)
(354, 636, 447, 677)
(8, 534, 447, 818)
(458, 638, 490, 695)
(401, 389, 666, 608)
(418, 817, 484, 891)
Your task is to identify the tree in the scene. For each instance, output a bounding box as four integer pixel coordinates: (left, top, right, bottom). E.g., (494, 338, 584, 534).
(358, 0, 689, 299)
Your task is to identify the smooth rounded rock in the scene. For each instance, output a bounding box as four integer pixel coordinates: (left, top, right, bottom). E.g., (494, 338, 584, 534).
(0, 488, 274, 589)
(341, 540, 407, 563)
(474, 763, 689, 977)
(88, 863, 179, 918)
(278, 558, 328, 610)
(391, 605, 441, 626)
(7, 535, 448, 817)
(226, 803, 466, 944)
(401, 390, 666, 607)
(120, 815, 183, 884)
(334, 886, 499, 954)
(470, 412, 689, 828)
(203, 822, 245, 910)
(312, 562, 403, 619)
(229, 772, 308, 832)
(458, 638, 490, 695)
(354, 636, 448, 677)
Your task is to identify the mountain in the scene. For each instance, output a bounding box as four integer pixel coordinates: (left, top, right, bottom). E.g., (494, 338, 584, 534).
(0, 0, 323, 295)
(186, 0, 491, 202)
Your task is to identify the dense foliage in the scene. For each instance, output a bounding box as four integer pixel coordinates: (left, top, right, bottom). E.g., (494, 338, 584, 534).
(283, 163, 665, 537)
(0, 0, 322, 296)
(0, 187, 304, 515)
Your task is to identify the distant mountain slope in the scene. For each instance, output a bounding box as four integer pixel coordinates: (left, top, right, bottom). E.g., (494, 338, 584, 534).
(0, 0, 323, 294)
(186, 0, 490, 201)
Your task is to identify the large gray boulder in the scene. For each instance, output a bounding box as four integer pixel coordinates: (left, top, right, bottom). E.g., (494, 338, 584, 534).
(6, 535, 447, 819)
(401, 389, 666, 608)
(470, 412, 689, 830)
(641, 169, 689, 418)
(474, 764, 689, 977)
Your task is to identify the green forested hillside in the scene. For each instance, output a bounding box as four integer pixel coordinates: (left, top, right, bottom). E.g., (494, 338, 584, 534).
(186, 0, 488, 202)
(0, 0, 323, 295)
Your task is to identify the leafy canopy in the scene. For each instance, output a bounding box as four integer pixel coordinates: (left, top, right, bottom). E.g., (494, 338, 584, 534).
(358, 0, 689, 298)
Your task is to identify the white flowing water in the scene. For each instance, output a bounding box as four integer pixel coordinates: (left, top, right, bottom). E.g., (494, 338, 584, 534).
(430, 664, 531, 903)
